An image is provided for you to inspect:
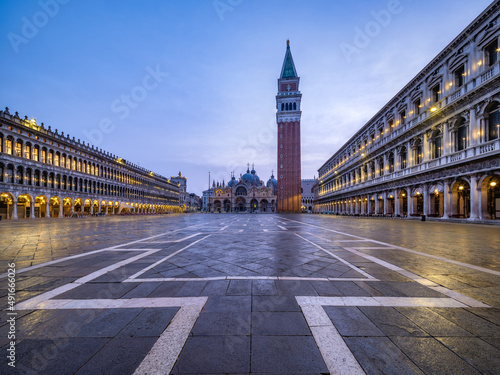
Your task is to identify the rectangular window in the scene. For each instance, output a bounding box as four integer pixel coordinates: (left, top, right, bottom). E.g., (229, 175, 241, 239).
(454, 65, 465, 87)
(389, 120, 394, 130)
(400, 110, 406, 125)
(432, 84, 440, 103)
(486, 39, 498, 67)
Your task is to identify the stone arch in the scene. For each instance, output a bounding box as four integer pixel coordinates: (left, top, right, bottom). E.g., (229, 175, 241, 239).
(0, 192, 15, 219)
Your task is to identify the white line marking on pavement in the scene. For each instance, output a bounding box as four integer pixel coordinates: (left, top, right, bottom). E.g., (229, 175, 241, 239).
(263, 229, 268, 232)
(281, 217, 500, 277)
(298, 302, 365, 375)
(0, 223, 206, 278)
(295, 234, 375, 280)
(342, 247, 491, 308)
(123, 276, 379, 283)
(15, 249, 160, 310)
(296, 296, 469, 308)
(220, 225, 228, 231)
(17, 296, 207, 310)
(133, 301, 207, 375)
(238, 229, 244, 232)
(126, 235, 212, 280)
(278, 225, 287, 230)
(146, 233, 202, 244)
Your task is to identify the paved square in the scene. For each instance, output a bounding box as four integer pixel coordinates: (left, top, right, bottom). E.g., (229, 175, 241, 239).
(1, 214, 499, 374)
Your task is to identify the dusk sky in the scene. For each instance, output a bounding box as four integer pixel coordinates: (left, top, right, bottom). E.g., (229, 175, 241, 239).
(1, 0, 493, 195)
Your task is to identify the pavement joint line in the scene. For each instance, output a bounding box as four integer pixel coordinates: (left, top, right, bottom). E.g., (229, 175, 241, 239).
(342, 247, 491, 308)
(298, 301, 365, 375)
(126, 234, 213, 280)
(123, 276, 380, 283)
(14, 249, 161, 310)
(282, 217, 500, 277)
(294, 234, 376, 280)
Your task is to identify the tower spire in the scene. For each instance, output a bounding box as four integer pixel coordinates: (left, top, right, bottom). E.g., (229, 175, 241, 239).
(280, 40, 298, 79)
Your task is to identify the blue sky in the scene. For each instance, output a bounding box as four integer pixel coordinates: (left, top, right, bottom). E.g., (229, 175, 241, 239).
(0, 0, 494, 195)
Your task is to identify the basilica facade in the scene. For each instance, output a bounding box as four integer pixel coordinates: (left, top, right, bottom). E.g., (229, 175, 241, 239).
(203, 166, 277, 213)
(316, 2, 500, 221)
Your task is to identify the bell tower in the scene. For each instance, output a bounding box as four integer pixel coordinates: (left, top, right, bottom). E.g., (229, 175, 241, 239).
(276, 40, 301, 212)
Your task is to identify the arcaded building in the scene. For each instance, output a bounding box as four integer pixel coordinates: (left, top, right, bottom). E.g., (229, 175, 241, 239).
(0, 108, 180, 219)
(316, 2, 500, 221)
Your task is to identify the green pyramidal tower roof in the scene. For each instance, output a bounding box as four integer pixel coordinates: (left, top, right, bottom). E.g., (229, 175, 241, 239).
(280, 40, 298, 79)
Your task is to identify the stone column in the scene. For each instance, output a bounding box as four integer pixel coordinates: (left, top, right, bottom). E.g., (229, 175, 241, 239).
(395, 194, 400, 216)
(31, 199, 35, 219)
(12, 195, 18, 220)
(469, 175, 479, 220)
(407, 190, 413, 216)
(443, 181, 450, 219)
(442, 122, 450, 155)
(59, 201, 63, 218)
(469, 107, 478, 146)
(46, 200, 50, 218)
(383, 193, 388, 215)
(423, 185, 429, 216)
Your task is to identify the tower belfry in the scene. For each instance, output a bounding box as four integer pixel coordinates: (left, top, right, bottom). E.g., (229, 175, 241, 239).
(276, 40, 302, 212)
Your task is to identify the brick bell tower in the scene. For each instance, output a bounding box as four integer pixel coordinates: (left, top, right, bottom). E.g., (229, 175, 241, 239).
(276, 40, 302, 212)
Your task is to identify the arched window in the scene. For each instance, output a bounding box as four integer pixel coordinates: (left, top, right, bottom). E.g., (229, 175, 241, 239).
(281, 103, 284, 111)
(25, 142, 32, 159)
(48, 150, 54, 164)
(54, 152, 60, 167)
(15, 140, 23, 157)
(378, 157, 384, 176)
(41, 148, 47, 163)
(0, 163, 3, 182)
(431, 130, 442, 159)
(26, 168, 32, 185)
(61, 154, 66, 168)
(488, 102, 500, 141)
(414, 139, 423, 165)
(33, 145, 39, 161)
(42, 171, 48, 187)
(388, 153, 395, 173)
(235, 186, 247, 196)
(285, 103, 289, 111)
(400, 147, 407, 169)
(16, 166, 23, 184)
(6, 165, 14, 183)
(6, 137, 13, 155)
(49, 173, 55, 188)
(34, 170, 40, 186)
(293, 102, 297, 110)
(457, 121, 467, 151)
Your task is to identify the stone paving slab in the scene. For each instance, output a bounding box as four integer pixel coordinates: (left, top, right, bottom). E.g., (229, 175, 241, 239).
(0, 214, 499, 374)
